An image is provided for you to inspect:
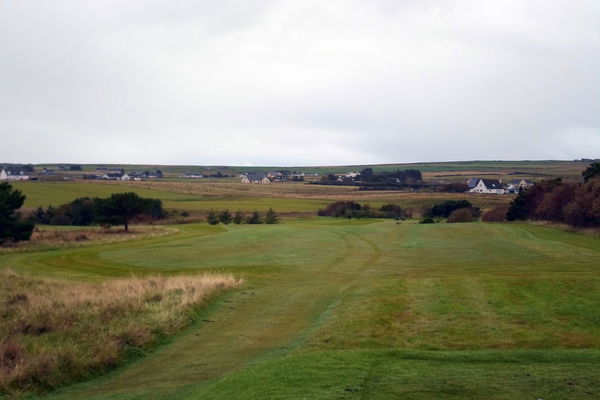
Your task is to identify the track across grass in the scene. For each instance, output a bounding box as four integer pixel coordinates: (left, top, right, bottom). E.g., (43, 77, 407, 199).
(2, 220, 600, 399)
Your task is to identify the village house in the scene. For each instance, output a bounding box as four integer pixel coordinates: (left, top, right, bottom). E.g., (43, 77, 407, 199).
(468, 178, 505, 194)
(0, 168, 30, 181)
(241, 173, 270, 184)
(466, 178, 481, 190)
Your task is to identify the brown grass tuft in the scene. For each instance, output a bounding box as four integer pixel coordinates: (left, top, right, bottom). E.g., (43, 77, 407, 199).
(0, 271, 242, 395)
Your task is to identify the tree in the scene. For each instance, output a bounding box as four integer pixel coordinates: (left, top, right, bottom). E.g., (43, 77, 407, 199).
(0, 182, 34, 243)
(207, 210, 219, 225)
(95, 192, 146, 231)
(246, 211, 262, 224)
(583, 162, 600, 183)
(219, 209, 233, 224)
(233, 210, 244, 225)
(265, 208, 278, 224)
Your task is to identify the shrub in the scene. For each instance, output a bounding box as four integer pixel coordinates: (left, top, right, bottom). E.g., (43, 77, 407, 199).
(429, 200, 473, 218)
(481, 206, 509, 222)
(419, 217, 435, 224)
(447, 208, 474, 223)
(379, 204, 405, 219)
(318, 201, 361, 218)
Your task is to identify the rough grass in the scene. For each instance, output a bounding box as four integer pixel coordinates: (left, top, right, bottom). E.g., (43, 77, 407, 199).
(0, 271, 242, 396)
(0, 226, 176, 253)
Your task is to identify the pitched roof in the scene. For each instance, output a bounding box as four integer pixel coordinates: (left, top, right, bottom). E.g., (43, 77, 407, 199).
(245, 173, 267, 181)
(481, 179, 503, 189)
(467, 178, 481, 188)
(510, 179, 533, 184)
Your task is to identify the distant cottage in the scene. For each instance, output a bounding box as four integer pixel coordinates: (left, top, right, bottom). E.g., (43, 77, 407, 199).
(0, 168, 29, 181)
(241, 173, 270, 184)
(468, 179, 505, 194)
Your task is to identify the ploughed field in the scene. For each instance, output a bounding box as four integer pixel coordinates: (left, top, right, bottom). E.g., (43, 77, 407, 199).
(2, 220, 600, 399)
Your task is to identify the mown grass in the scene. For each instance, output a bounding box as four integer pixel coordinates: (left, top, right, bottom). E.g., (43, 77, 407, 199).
(1, 221, 600, 399)
(0, 271, 241, 396)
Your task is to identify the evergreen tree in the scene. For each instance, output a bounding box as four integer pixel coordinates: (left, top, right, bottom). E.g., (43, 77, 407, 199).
(0, 182, 34, 243)
(265, 208, 279, 224)
(233, 210, 244, 224)
(246, 211, 262, 224)
(219, 209, 233, 224)
(207, 210, 219, 225)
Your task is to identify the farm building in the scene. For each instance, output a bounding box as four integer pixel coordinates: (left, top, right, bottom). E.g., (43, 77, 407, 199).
(241, 173, 270, 184)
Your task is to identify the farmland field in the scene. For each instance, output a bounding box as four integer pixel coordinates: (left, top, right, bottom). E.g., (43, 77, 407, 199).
(2, 220, 600, 399)
(12, 181, 512, 215)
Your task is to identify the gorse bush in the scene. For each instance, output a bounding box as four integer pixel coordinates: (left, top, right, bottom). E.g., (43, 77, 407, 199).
(0, 271, 242, 395)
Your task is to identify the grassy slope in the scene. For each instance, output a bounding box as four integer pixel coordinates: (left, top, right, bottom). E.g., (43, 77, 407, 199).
(1, 221, 600, 399)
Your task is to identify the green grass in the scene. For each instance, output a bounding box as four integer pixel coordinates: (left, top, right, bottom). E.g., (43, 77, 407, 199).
(2, 221, 600, 399)
(11, 182, 193, 208)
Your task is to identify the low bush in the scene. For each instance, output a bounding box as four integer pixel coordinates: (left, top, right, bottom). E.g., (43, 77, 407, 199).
(429, 200, 476, 218)
(318, 202, 408, 219)
(482, 206, 509, 222)
(447, 208, 475, 223)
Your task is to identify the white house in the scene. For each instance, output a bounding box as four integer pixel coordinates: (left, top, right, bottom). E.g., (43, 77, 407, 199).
(241, 173, 270, 184)
(0, 168, 30, 181)
(120, 173, 131, 181)
(469, 179, 505, 194)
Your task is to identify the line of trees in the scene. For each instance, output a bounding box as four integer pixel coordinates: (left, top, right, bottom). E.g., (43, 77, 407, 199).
(506, 162, 600, 227)
(316, 168, 425, 190)
(33, 192, 165, 231)
(317, 201, 408, 219)
(207, 208, 279, 225)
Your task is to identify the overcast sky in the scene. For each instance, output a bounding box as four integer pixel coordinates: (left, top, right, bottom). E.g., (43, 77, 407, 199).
(1, 1, 599, 166)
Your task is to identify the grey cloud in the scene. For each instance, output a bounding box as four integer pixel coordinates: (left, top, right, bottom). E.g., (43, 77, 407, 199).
(1, 0, 598, 165)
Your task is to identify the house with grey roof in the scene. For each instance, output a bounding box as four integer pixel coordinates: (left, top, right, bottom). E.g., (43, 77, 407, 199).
(469, 179, 505, 194)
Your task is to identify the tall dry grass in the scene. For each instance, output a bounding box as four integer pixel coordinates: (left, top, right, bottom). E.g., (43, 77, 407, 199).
(0, 271, 242, 396)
